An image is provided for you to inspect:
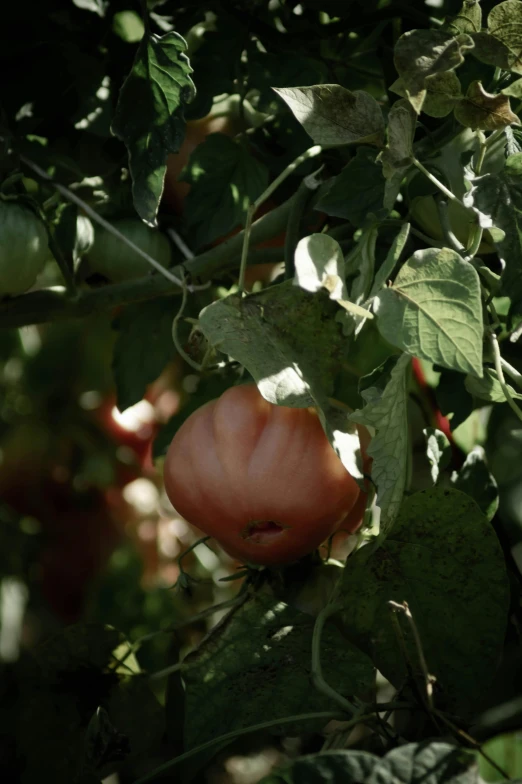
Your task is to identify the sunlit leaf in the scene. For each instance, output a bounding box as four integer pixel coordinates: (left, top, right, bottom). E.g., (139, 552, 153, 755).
(375, 248, 484, 377)
(273, 84, 385, 147)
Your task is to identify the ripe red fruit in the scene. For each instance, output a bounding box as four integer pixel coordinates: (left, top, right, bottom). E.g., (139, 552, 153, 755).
(163, 385, 363, 566)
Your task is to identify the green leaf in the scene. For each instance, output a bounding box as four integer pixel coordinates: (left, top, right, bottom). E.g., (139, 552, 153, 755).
(262, 742, 478, 784)
(249, 50, 328, 112)
(455, 80, 520, 130)
(273, 85, 385, 147)
(340, 488, 509, 716)
(370, 222, 411, 297)
(464, 153, 522, 310)
(452, 446, 499, 522)
(181, 134, 269, 249)
(502, 77, 522, 98)
(424, 427, 452, 484)
(349, 354, 411, 530)
(73, 0, 107, 16)
(113, 11, 144, 44)
(394, 29, 474, 114)
(294, 233, 348, 302)
(199, 282, 344, 409)
(446, 0, 482, 35)
(182, 589, 374, 752)
(16, 624, 163, 784)
(391, 72, 462, 118)
(315, 147, 386, 226)
(112, 298, 179, 412)
(111, 31, 195, 226)
(198, 284, 369, 480)
(375, 248, 484, 377)
(379, 99, 417, 210)
(465, 368, 522, 402)
(487, 0, 522, 73)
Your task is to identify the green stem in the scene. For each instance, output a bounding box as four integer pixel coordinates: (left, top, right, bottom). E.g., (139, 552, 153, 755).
(311, 601, 358, 715)
(0, 203, 295, 328)
(171, 280, 205, 372)
(412, 158, 466, 208)
(133, 711, 347, 784)
(490, 331, 522, 424)
(435, 197, 464, 253)
(17, 153, 186, 288)
(238, 145, 322, 293)
(284, 176, 319, 280)
(500, 357, 522, 390)
(136, 596, 243, 653)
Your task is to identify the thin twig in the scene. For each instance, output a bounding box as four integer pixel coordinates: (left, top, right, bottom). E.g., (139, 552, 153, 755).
(389, 601, 436, 712)
(434, 710, 511, 780)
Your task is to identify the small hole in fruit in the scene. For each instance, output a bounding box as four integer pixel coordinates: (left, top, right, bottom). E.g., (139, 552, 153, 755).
(244, 520, 285, 543)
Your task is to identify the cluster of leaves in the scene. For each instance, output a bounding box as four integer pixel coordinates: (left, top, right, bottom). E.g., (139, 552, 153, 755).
(2, 1, 522, 783)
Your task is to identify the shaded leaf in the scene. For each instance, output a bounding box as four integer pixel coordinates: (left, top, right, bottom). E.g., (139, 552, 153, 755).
(502, 77, 522, 98)
(435, 369, 474, 429)
(487, 0, 522, 74)
(340, 488, 509, 716)
(182, 589, 374, 751)
(391, 73, 462, 118)
(349, 354, 411, 530)
(181, 134, 269, 249)
(262, 742, 479, 784)
(455, 80, 520, 130)
(375, 248, 483, 377)
(470, 31, 521, 74)
(112, 32, 195, 225)
(394, 30, 474, 114)
(446, 0, 482, 35)
(464, 153, 522, 310)
(112, 298, 179, 412)
(273, 85, 385, 147)
(465, 368, 522, 402)
(315, 147, 386, 226)
(379, 99, 416, 210)
(452, 446, 499, 521)
(370, 222, 411, 297)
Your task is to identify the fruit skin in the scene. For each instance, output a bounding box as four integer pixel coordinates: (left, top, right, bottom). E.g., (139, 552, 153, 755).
(163, 385, 362, 566)
(0, 200, 49, 295)
(86, 219, 172, 282)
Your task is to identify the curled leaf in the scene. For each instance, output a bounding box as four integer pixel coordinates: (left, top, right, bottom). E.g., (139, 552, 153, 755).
(455, 80, 520, 130)
(394, 29, 474, 113)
